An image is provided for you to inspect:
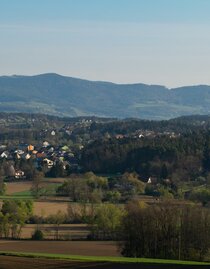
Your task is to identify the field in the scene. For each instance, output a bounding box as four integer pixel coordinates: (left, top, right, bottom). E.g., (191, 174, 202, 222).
(20, 224, 89, 240)
(5, 179, 64, 197)
(0, 241, 119, 257)
(1, 180, 195, 221)
(6, 181, 32, 195)
(0, 253, 209, 269)
(5, 241, 204, 269)
(33, 200, 69, 216)
(0, 183, 209, 268)
(1, 180, 71, 216)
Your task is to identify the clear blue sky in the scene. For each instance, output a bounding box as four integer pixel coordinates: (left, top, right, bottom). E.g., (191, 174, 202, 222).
(1, 0, 210, 87)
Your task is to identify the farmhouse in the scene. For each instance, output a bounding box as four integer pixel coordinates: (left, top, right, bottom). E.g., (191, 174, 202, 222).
(15, 170, 25, 179)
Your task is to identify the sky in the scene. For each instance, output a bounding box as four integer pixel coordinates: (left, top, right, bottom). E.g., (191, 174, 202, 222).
(1, 0, 210, 87)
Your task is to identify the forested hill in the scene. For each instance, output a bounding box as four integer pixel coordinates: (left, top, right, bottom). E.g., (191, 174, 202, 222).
(1, 73, 210, 119)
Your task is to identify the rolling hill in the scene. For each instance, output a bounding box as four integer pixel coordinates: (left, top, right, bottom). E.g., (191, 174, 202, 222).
(0, 73, 210, 120)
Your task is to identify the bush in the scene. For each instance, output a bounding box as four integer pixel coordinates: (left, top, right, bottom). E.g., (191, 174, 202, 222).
(31, 229, 44, 240)
(189, 189, 210, 206)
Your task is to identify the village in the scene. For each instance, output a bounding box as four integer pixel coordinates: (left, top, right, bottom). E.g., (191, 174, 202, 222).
(0, 115, 180, 181)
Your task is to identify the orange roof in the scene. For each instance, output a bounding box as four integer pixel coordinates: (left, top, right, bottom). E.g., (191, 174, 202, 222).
(28, 145, 34, 151)
(36, 153, 46, 158)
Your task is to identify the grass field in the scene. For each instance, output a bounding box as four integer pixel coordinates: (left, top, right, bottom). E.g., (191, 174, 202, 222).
(1, 251, 209, 265)
(0, 251, 209, 269)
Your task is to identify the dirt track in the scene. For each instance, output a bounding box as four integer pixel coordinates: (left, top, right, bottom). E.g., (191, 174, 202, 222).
(0, 256, 208, 269)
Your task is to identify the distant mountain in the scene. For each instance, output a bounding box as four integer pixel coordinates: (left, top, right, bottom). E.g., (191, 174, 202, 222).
(0, 73, 210, 120)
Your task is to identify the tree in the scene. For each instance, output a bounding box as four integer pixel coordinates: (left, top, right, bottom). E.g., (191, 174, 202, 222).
(120, 201, 210, 261)
(105, 190, 121, 203)
(160, 164, 168, 179)
(47, 210, 66, 240)
(31, 171, 44, 198)
(118, 173, 145, 200)
(180, 206, 210, 261)
(57, 177, 90, 202)
(19, 159, 36, 179)
(31, 229, 44, 240)
(4, 163, 15, 178)
(203, 141, 210, 173)
(1, 200, 33, 238)
(189, 189, 210, 206)
(0, 176, 6, 196)
(85, 172, 108, 190)
(91, 204, 123, 240)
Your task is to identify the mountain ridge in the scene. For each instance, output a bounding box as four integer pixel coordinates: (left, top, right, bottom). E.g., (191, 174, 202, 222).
(0, 73, 210, 120)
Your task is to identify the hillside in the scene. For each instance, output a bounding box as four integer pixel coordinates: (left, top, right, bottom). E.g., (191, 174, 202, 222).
(0, 73, 210, 119)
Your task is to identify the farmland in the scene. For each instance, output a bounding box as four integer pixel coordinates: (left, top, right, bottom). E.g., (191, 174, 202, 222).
(1, 180, 70, 218)
(0, 253, 209, 269)
(6, 181, 32, 195)
(0, 241, 119, 257)
(20, 224, 89, 240)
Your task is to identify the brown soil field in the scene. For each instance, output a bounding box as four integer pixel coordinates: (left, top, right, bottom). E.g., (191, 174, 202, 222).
(33, 200, 95, 217)
(0, 240, 119, 256)
(20, 224, 90, 240)
(6, 181, 32, 195)
(5, 179, 65, 195)
(33, 201, 69, 216)
(0, 256, 207, 269)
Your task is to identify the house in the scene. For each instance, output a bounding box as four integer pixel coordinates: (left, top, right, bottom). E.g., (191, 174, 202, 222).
(15, 153, 21, 159)
(62, 161, 70, 170)
(61, 145, 69, 152)
(147, 177, 152, 184)
(115, 134, 124, 139)
(43, 141, 50, 147)
(147, 177, 157, 184)
(1, 151, 9, 159)
(22, 153, 31, 160)
(79, 145, 84, 150)
(67, 152, 75, 158)
(15, 149, 24, 155)
(0, 145, 7, 150)
(27, 144, 34, 151)
(15, 170, 25, 179)
(43, 158, 54, 168)
(36, 152, 47, 159)
(65, 130, 72, 135)
(48, 147, 54, 153)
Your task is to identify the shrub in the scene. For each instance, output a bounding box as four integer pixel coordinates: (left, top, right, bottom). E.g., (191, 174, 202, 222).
(31, 229, 44, 240)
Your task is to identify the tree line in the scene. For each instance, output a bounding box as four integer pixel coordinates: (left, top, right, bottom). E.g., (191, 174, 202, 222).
(81, 131, 210, 182)
(88, 201, 210, 262)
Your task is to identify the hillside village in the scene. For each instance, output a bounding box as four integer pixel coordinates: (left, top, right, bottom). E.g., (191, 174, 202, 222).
(0, 113, 182, 181)
(0, 140, 79, 179)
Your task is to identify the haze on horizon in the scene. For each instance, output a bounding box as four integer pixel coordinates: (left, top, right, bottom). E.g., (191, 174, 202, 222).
(1, 0, 210, 88)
